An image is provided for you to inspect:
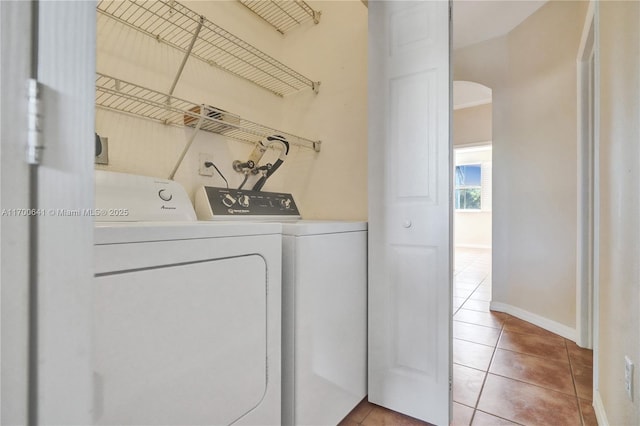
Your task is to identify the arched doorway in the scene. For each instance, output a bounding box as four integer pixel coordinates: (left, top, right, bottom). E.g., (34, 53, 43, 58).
(452, 80, 493, 317)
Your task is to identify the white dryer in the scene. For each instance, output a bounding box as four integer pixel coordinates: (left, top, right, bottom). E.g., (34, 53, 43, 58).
(94, 171, 282, 426)
(196, 186, 368, 426)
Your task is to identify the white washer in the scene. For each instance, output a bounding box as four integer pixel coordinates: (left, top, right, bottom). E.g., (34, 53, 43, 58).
(196, 186, 368, 426)
(94, 171, 282, 426)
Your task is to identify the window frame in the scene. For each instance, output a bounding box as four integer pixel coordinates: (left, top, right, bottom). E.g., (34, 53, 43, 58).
(454, 163, 483, 211)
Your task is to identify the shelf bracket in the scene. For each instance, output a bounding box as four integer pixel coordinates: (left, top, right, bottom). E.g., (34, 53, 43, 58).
(167, 15, 204, 104)
(168, 106, 205, 180)
(313, 141, 321, 153)
(312, 81, 321, 95)
(312, 9, 321, 25)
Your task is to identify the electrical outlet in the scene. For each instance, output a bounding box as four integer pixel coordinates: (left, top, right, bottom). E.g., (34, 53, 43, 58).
(95, 135, 109, 165)
(199, 153, 214, 177)
(625, 356, 634, 401)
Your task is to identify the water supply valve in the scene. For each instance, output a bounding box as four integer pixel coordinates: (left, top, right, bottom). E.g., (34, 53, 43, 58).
(232, 160, 255, 173)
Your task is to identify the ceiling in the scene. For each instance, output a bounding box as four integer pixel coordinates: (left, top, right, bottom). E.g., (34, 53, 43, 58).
(453, 0, 547, 50)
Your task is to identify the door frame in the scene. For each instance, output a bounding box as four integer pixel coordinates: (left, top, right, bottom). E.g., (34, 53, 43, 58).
(1, 1, 96, 424)
(1, 1, 35, 422)
(576, 0, 597, 351)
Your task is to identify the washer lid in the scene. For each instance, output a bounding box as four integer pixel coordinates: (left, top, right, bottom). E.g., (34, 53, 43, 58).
(281, 220, 367, 236)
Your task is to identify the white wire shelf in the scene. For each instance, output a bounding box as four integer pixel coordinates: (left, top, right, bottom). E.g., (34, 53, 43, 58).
(97, 0, 320, 97)
(95, 73, 321, 152)
(238, 0, 320, 34)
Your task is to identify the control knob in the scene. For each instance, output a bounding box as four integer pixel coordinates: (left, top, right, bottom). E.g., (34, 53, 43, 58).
(158, 189, 173, 202)
(238, 195, 250, 208)
(280, 198, 292, 209)
(222, 194, 237, 207)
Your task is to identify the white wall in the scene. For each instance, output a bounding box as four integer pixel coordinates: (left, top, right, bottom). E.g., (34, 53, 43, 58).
(454, 103, 492, 146)
(95, 0, 368, 220)
(597, 1, 640, 423)
(454, 0, 587, 332)
(281, 1, 368, 220)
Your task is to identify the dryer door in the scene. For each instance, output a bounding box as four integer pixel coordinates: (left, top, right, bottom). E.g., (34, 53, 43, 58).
(93, 255, 267, 425)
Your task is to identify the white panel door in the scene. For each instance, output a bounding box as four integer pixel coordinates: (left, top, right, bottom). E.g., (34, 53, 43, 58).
(368, 1, 451, 425)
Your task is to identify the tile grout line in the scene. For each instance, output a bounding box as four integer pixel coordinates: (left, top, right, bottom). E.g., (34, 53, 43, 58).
(484, 370, 583, 399)
(454, 251, 493, 425)
(453, 274, 488, 313)
(566, 339, 586, 426)
(453, 249, 492, 425)
(453, 336, 499, 349)
(452, 317, 502, 330)
(356, 402, 374, 425)
(473, 408, 527, 426)
(492, 343, 572, 364)
(469, 315, 506, 425)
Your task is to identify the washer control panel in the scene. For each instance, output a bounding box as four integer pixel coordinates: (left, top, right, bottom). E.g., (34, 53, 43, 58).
(195, 186, 301, 220)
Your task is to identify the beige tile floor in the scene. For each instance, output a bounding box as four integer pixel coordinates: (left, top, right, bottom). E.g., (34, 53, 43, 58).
(339, 248, 597, 426)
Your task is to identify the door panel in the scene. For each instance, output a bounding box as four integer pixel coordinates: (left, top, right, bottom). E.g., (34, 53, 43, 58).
(368, 1, 451, 425)
(389, 245, 438, 376)
(391, 70, 438, 200)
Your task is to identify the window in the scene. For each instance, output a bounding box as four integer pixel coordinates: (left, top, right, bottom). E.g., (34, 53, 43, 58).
(455, 164, 481, 210)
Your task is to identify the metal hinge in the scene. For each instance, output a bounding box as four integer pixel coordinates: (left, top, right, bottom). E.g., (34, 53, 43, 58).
(26, 78, 44, 165)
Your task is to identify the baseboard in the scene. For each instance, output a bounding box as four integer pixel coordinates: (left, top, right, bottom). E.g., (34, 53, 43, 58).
(489, 302, 577, 341)
(455, 244, 492, 249)
(593, 390, 610, 426)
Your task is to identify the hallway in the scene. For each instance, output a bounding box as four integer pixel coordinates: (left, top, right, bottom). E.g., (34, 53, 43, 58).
(339, 248, 597, 426)
(451, 248, 596, 425)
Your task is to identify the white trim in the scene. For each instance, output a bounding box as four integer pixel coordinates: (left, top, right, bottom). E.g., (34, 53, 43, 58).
(453, 141, 492, 151)
(489, 302, 577, 341)
(593, 390, 610, 426)
(575, 0, 596, 350)
(453, 99, 491, 110)
(592, 0, 601, 393)
(454, 244, 491, 250)
(577, 1, 596, 60)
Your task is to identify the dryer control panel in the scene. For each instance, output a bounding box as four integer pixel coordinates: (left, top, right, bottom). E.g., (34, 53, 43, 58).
(95, 170, 197, 222)
(195, 186, 301, 220)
